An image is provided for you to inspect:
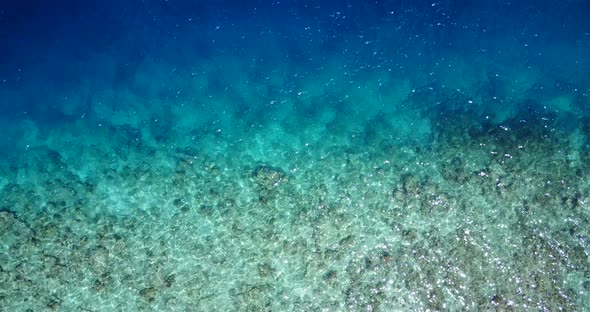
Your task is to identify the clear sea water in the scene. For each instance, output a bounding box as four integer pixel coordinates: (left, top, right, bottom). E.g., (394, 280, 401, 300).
(1, 1, 590, 311)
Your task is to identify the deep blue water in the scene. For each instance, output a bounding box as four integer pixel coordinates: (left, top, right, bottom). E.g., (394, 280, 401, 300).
(1, 1, 590, 310)
(2, 1, 589, 127)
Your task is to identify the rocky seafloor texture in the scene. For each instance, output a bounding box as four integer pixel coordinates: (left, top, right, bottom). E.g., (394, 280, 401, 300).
(1, 81, 590, 311)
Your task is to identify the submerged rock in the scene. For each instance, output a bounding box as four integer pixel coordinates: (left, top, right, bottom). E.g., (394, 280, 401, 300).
(252, 165, 289, 204)
(252, 165, 288, 191)
(139, 286, 158, 302)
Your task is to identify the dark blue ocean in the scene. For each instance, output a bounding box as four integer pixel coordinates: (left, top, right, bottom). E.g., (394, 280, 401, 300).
(1, 1, 590, 310)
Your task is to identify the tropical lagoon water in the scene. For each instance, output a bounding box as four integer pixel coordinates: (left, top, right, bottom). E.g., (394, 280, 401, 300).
(1, 1, 589, 310)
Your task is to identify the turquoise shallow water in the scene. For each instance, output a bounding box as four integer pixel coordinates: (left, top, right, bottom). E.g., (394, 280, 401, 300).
(1, 1, 590, 311)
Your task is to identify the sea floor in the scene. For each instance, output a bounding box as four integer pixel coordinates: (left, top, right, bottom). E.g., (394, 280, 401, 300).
(2, 71, 590, 311)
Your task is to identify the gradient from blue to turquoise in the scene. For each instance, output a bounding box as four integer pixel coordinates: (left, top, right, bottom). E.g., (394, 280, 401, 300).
(1, 1, 590, 310)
